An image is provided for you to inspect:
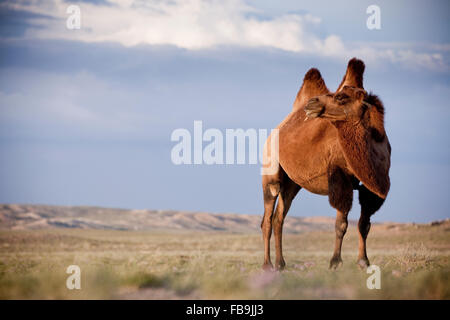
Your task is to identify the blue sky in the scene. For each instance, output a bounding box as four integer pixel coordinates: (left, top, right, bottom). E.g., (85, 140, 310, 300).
(0, 0, 449, 222)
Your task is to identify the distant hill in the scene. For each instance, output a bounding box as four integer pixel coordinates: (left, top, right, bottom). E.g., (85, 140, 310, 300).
(0, 204, 356, 233)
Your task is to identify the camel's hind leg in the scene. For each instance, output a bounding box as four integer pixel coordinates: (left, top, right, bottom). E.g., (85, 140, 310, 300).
(357, 185, 385, 269)
(328, 167, 354, 269)
(261, 171, 280, 270)
(273, 170, 301, 270)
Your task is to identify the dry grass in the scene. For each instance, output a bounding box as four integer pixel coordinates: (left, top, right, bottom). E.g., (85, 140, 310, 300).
(0, 222, 449, 299)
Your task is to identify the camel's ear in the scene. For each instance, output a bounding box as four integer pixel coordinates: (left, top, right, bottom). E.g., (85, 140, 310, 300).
(293, 68, 329, 111)
(336, 58, 365, 92)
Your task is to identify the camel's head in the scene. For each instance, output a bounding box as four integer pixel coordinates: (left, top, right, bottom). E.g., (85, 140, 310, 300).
(304, 86, 372, 122)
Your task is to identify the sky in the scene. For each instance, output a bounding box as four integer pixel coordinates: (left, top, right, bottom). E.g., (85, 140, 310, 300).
(0, 0, 449, 223)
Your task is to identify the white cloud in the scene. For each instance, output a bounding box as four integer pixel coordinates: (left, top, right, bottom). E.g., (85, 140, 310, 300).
(3, 0, 449, 71)
(8, 0, 322, 51)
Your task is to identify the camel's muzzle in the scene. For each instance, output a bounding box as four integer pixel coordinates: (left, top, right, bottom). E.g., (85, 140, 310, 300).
(304, 98, 325, 119)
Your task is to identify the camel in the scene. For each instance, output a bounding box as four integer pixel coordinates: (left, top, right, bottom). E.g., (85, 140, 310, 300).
(261, 58, 391, 270)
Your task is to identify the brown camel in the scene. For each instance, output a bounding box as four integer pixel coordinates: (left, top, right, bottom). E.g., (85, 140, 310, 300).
(261, 58, 391, 270)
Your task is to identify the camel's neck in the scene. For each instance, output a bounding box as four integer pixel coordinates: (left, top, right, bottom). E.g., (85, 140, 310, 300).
(333, 121, 390, 199)
(368, 107, 386, 142)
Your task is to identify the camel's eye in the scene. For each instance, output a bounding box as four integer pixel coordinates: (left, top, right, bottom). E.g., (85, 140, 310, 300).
(334, 93, 350, 105)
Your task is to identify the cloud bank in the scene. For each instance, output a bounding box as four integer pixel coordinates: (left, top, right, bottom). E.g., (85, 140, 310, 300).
(3, 0, 448, 71)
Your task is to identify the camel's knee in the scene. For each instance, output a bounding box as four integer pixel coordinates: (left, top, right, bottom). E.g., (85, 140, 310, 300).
(260, 218, 269, 231)
(335, 218, 348, 238)
(272, 216, 284, 233)
(358, 216, 371, 238)
(261, 216, 273, 232)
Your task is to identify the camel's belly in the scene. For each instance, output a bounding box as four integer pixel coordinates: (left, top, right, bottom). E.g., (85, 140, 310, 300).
(294, 174, 329, 195)
(278, 142, 348, 196)
(281, 161, 329, 195)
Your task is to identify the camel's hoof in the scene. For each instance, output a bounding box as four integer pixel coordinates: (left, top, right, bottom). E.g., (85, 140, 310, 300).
(275, 260, 286, 271)
(357, 259, 370, 270)
(329, 256, 343, 270)
(262, 262, 274, 271)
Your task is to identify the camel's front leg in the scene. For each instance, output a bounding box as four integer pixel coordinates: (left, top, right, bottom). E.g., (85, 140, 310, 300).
(357, 185, 385, 269)
(328, 167, 353, 269)
(357, 214, 370, 268)
(330, 210, 349, 269)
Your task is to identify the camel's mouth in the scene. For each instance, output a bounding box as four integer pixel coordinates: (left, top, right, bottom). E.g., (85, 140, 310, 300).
(319, 108, 349, 120)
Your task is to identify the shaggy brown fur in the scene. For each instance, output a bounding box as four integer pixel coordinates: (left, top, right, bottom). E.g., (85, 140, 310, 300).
(261, 58, 391, 271)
